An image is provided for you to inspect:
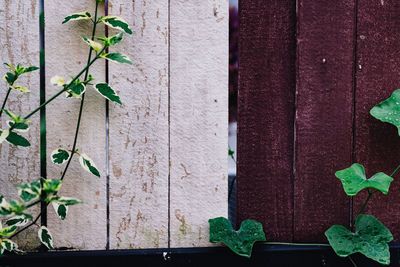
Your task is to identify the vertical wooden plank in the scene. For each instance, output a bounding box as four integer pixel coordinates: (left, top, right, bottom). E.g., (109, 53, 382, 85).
(170, 0, 228, 247)
(294, 0, 355, 241)
(109, 0, 169, 249)
(45, 1, 107, 249)
(354, 1, 400, 241)
(237, 0, 296, 241)
(0, 0, 40, 250)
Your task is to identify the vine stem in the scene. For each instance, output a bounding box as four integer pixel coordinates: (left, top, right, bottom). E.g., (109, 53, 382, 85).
(10, 1, 100, 241)
(0, 87, 12, 119)
(348, 255, 358, 267)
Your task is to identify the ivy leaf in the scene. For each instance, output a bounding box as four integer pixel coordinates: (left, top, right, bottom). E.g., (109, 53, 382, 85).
(5, 216, 29, 227)
(81, 36, 103, 53)
(20, 66, 39, 74)
(94, 82, 122, 104)
(41, 178, 62, 195)
(10, 85, 29, 93)
(325, 214, 393, 265)
(0, 226, 17, 237)
(0, 129, 9, 144)
(79, 153, 100, 177)
(38, 226, 53, 250)
(62, 11, 92, 24)
(96, 33, 123, 46)
(4, 63, 16, 72)
(100, 16, 132, 34)
(52, 202, 68, 220)
(101, 53, 132, 65)
(370, 89, 400, 135)
(16, 180, 41, 203)
(47, 196, 82, 206)
(2, 72, 17, 85)
(66, 81, 86, 98)
(51, 148, 70, 165)
(335, 163, 393, 196)
(1, 130, 31, 147)
(209, 217, 266, 258)
(7, 121, 29, 132)
(0, 239, 16, 255)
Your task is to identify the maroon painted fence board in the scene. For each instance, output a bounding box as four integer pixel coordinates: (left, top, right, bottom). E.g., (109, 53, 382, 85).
(237, 0, 296, 241)
(293, 0, 356, 242)
(354, 1, 400, 242)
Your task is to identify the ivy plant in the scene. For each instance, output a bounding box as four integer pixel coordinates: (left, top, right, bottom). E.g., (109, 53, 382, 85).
(0, 0, 132, 254)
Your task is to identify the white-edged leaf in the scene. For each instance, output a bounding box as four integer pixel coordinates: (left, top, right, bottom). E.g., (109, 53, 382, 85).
(5, 216, 29, 227)
(0, 129, 9, 144)
(94, 82, 122, 104)
(16, 180, 41, 203)
(62, 11, 92, 24)
(10, 85, 29, 93)
(0, 239, 15, 252)
(0, 225, 17, 237)
(7, 121, 29, 132)
(79, 153, 100, 177)
(38, 226, 53, 250)
(52, 202, 68, 220)
(47, 196, 82, 206)
(4, 131, 30, 147)
(66, 82, 86, 98)
(50, 75, 64, 87)
(41, 178, 62, 195)
(101, 53, 132, 65)
(81, 36, 103, 53)
(51, 148, 70, 165)
(100, 16, 132, 34)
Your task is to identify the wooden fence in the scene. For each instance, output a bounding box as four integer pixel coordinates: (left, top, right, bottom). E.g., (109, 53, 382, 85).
(238, 0, 400, 243)
(0, 0, 228, 250)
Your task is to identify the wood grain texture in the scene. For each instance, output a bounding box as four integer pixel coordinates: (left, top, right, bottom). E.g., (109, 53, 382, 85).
(45, 1, 107, 249)
(0, 0, 41, 250)
(237, 0, 296, 242)
(294, 0, 355, 242)
(108, 0, 169, 249)
(354, 0, 400, 242)
(169, 0, 228, 247)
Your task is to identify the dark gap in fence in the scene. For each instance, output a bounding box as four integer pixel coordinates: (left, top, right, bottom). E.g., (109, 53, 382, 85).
(39, 0, 47, 229)
(167, 0, 171, 249)
(104, 0, 110, 251)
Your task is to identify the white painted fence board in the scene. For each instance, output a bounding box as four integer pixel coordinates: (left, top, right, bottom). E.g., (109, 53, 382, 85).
(45, 1, 107, 250)
(0, 0, 41, 250)
(109, 0, 169, 249)
(170, 0, 228, 247)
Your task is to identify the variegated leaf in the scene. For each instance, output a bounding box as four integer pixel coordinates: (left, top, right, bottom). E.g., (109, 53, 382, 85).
(2, 72, 17, 85)
(5, 215, 29, 227)
(10, 85, 29, 93)
(38, 226, 53, 250)
(7, 121, 29, 132)
(0, 129, 9, 144)
(0, 239, 15, 253)
(41, 178, 62, 195)
(48, 196, 82, 206)
(81, 36, 103, 53)
(17, 180, 41, 203)
(100, 16, 132, 34)
(0, 225, 17, 237)
(101, 53, 132, 65)
(62, 11, 92, 24)
(3, 131, 30, 147)
(66, 82, 86, 98)
(96, 33, 123, 46)
(79, 153, 100, 177)
(52, 202, 68, 220)
(94, 82, 122, 104)
(50, 75, 64, 87)
(51, 148, 70, 165)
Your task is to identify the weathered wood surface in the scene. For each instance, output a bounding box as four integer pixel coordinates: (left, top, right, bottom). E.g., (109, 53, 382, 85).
(45, 1, 107, 249)
(293, 0, 356, 242)
(108, 0, 169, 249)
(354, 0, 400, 242)
(0, 0, 41, 250)
(237, 0, 296, 242)
(169, 0, 228, 247)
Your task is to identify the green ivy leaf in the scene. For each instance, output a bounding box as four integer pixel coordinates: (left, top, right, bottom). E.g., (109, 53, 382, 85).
(20, 66, 39, 74)
(0, 226, 17, 237)
(101, 53, 132, 65)
(81, 36, 103, 53)
(41, 178, 62, 195)
(51, 148, 70, 165)
(5, 215, 29, 227)
(100, 16, 132, 34)
(94, 82, 122, 104)
(96, 33, 123, 46)
(52, 202, 67, 220)
(7, 121, 29, 132)
(209, 217, 266, 258)
(62, 11, 92, 24)
(325, 214, 393, 265)
(370, 89, 400, 135)
(0, 239, 15, 254)
(335, 163, 393, 196)
(79, 153, 100, 177)
(17, 180, 41, 203)
(47, 196, 82, 206)
(1, 130, 31, 147)
(2, 72, 17, 85)
(38, 226, 53, 250)
(10, 85, 29, 94)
